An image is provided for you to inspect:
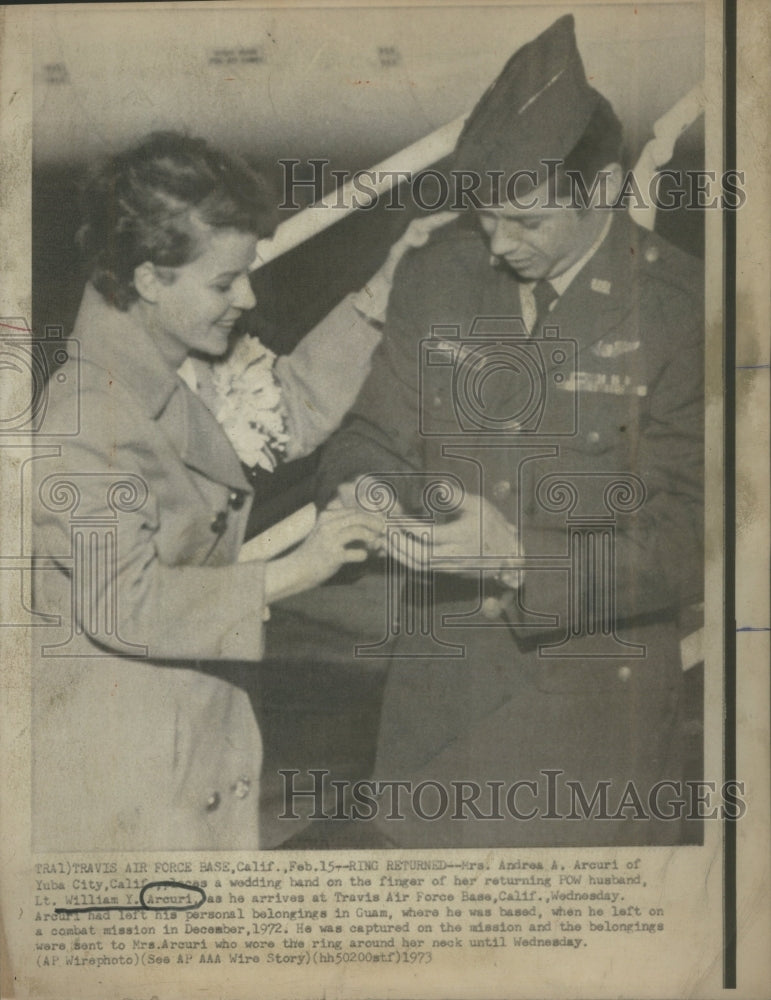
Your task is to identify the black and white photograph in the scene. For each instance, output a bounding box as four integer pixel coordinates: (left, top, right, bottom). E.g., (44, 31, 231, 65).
(0, 2, 768, 998)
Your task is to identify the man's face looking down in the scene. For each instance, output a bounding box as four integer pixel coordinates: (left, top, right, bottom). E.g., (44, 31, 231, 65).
(476, 163, 622, 281)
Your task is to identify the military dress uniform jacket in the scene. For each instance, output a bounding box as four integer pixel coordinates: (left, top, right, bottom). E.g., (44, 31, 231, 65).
(32, 285, 266, 851)
(317, 213, 704, 847)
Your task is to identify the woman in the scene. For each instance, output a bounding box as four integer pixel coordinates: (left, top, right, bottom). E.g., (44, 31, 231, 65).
(31, 132, 385, 851)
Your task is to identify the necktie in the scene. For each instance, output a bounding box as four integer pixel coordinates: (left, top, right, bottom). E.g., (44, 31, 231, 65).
(532, 279, 558, 332)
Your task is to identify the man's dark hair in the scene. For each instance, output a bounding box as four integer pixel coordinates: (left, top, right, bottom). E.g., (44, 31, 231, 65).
(77, 131, 276, 311)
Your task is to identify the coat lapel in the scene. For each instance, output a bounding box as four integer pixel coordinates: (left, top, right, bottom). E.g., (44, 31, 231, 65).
(168, 383, 252, 492)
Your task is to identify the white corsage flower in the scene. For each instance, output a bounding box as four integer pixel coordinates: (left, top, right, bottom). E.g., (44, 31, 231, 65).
(181, 335, 290, 472)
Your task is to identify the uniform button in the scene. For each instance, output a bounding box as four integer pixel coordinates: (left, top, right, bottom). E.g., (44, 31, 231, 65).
(492, 479, 512, 500)
(231, 776, 251, 799)
(587, 430, 601, 445)
(617, 665, 632, 682)
(228, 490, 246, 510)
(205, 791, 221, 812)
(210, 511, 228, 534)
(644, 245, 660, 264)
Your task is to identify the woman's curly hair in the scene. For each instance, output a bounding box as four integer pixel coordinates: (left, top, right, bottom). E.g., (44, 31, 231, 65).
(77, 131, 276, 310)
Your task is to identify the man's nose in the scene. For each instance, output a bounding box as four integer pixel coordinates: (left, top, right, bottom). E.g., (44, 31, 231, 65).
(232, 273, 257, 311)
(488, 220, 520, 257)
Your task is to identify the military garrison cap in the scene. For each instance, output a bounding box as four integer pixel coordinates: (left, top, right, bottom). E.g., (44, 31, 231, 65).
(454, 14, 603, 177)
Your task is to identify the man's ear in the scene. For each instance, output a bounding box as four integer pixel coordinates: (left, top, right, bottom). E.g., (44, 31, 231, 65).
(599, 162, 624, 207)
(133, 261, 162, 304)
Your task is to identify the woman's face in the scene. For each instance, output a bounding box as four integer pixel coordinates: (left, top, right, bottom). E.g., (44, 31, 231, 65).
(144, 226, 258, 364)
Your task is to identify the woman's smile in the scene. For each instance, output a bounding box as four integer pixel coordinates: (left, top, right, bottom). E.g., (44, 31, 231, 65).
(137, 225, 258, 367)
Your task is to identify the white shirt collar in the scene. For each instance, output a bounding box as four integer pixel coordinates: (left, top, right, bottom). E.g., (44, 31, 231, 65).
(548, 211, 613, 297)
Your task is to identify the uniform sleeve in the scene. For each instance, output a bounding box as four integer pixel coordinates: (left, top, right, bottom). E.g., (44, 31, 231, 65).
(279, 218, 462, 464)
(276, 295, 382, 461)
(315, 256, 430, 507)
(33, 404, 267, 662)
(613, 308, 704, 614)
(523, 296, 704, 624)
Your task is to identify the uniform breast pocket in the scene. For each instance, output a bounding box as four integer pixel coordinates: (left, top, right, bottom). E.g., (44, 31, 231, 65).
(564, 388, 648, 463)
(521, 388, 648, 528)
(418, 361, 463, 436)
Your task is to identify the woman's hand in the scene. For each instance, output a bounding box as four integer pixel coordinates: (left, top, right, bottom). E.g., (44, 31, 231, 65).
(263, 505, 385, 603)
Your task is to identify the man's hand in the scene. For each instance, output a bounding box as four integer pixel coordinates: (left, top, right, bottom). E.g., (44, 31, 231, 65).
(331, 478, 405, 516)
(329, 480, 364, 511)
(387, 493, 525, 588)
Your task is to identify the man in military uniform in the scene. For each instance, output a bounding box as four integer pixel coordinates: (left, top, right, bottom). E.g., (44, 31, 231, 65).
(316, 14, 703, 847)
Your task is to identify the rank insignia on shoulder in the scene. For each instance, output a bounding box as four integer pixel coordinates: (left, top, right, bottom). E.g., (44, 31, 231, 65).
(591, 339, 641, 359)
(590, 278, 612, 295)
